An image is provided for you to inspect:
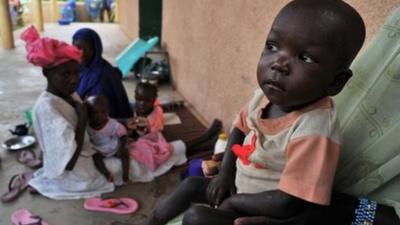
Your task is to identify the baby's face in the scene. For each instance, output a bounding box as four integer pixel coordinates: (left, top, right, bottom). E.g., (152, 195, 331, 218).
(257, 7, 341, 110)
(87, 102, 108, 129)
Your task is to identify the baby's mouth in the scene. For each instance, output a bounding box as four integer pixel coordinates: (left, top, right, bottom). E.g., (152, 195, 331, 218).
(265, 80, 284, 92)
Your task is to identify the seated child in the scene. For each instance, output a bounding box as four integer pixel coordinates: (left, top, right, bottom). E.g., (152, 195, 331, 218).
(85, 96, 130, 182)
(123, 82, 170, 171)
(109, 0, 366, 225)
(128, 82, 164, 136)
(127, 82, 223, 171)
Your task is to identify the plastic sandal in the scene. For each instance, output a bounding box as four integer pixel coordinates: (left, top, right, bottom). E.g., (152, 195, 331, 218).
(11, 208, 49, 225)
(84, 197, 139, 214)
(16, 149, 42, 169)
(1, 172, 33, 203)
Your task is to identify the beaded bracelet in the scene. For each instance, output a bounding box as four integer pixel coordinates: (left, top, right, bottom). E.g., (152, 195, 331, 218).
(351, 197, 377, 225)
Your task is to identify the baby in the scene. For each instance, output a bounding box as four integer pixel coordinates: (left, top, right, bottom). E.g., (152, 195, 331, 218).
(85, 96, 130, 183)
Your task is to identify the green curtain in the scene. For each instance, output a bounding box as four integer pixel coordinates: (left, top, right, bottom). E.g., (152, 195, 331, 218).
(334, 7, 400, 218)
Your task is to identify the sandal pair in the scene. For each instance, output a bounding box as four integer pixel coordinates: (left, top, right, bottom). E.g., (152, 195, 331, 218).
(1, 171, 33, 203)
(11, 208, 49, 225)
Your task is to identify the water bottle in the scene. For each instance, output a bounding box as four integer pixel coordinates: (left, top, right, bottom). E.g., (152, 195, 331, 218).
(214, 132, 228, 154)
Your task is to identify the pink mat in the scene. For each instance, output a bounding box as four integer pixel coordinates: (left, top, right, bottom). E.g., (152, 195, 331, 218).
(11, 208, 49, 225)
(84, 197, 139, 214)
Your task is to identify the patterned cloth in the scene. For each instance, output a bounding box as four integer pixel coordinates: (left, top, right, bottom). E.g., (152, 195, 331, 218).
(234, 89, 341, 205)
(21, 26, 81, 68)
(87, 118, 127, 157)
(333, 7, 400, 218)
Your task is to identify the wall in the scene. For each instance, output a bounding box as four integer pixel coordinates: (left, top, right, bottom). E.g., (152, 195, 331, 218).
(118, 0, 139, 39)
(162, 0, 399, 130)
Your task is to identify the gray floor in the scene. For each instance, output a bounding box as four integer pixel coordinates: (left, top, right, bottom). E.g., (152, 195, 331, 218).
(0, 23, 184, 225)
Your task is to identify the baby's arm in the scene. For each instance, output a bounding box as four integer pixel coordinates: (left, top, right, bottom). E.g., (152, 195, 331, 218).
(66, 101, 87, 170)
(219, 190, 310, 219)
(206, 127, 245, 207)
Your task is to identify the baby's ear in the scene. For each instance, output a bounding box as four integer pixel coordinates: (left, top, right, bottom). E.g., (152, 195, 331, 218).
(326, 69, 352, 96)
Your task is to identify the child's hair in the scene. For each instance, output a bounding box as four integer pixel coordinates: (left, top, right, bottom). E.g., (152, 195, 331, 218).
(282, 0, 365, 68)
(135, 82, 158, 99)
(85, 95, 108, 111)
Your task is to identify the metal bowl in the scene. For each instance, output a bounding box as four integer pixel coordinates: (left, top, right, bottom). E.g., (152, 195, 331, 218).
(2, 135, 36, 151)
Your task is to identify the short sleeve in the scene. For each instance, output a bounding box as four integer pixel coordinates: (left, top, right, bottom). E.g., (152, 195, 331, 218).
(147, 105, 164, 133)
(233, 103, 250, 134)
(116, 121, 128, 137)
(279, 136, 340, 205)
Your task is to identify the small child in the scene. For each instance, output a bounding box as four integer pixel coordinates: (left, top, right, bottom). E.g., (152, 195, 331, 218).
(109, 1, 366, 225)
(128, 82, 164, 136)
(85, 96, 130, 183)
(126, 82, 172, 171)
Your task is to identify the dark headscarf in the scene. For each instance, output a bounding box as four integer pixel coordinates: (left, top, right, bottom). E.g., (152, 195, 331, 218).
(72, 28, 133, 119)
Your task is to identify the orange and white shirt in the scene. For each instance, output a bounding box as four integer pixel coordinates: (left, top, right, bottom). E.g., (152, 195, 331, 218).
(233, 89, 341, 205)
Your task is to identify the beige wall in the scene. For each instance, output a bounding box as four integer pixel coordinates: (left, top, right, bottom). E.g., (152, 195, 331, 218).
(118, 0, 139, 39)
(162, 0, 398, 130)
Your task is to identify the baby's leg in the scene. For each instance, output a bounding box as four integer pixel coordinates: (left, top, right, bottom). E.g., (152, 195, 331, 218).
(145, 177, 210, 225)
(116, 147, 130, 182)
(182, 205, 240, 225)
(140, 176, 211, 225)
(93, 153, 112, 181)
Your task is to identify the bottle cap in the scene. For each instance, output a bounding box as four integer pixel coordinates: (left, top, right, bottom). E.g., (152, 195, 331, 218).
(218, 132, 227, 140)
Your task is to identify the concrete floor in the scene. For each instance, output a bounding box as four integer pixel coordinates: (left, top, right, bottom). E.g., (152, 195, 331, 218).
(0, 23, 184, 225)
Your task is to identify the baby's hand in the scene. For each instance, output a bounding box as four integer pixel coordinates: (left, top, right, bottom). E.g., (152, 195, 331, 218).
(126, 118, 137, 130)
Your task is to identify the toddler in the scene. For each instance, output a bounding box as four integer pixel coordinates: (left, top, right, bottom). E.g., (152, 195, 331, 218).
(109, 1, 366, 225)
(85, 96, 130, 182)
(126, 82, 172, 171)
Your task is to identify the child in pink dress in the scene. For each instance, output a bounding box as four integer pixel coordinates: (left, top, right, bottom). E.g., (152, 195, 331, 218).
(127, 82, 172, 171)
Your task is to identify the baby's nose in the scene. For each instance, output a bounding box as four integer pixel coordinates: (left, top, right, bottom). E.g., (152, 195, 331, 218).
(271, 54, 289, 74)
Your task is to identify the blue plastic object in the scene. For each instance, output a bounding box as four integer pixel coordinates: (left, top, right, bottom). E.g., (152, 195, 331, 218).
(115, 37, 159, 78)
(58, 0, 76, 25)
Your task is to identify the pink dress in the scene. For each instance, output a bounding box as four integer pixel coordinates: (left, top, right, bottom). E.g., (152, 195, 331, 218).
(129, 100, 172, 171)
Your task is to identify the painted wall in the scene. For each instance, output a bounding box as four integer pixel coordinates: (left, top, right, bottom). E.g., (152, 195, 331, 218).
(118, 0, 139, 39)
(162, 0, 399, 130)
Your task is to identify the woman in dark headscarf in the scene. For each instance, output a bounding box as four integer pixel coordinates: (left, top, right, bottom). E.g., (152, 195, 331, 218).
(72, 28, 133, 119)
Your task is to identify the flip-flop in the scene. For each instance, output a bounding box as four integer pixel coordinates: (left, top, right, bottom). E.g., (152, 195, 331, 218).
(11, 208, 49, 225)
(16, 149, 42, 169)
(1, 172, 33, 203)
(84, 197, 139, 214)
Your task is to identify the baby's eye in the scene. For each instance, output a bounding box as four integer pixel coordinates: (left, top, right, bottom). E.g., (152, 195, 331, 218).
(266, 42, 279, 52)
(299, 53, 315, 63)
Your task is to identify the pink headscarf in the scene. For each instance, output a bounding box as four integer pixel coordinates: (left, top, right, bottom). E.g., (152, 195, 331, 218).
(20, 25, 82, 68)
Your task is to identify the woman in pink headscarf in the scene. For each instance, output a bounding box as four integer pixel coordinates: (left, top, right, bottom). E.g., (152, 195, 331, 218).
(21, 26, 114, 199)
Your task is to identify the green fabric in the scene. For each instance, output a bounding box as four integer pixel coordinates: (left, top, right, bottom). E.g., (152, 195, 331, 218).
(333, 7, 400, 218)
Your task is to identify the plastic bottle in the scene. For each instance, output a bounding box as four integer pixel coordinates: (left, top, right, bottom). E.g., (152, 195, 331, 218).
(214, 132, 228, 154)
